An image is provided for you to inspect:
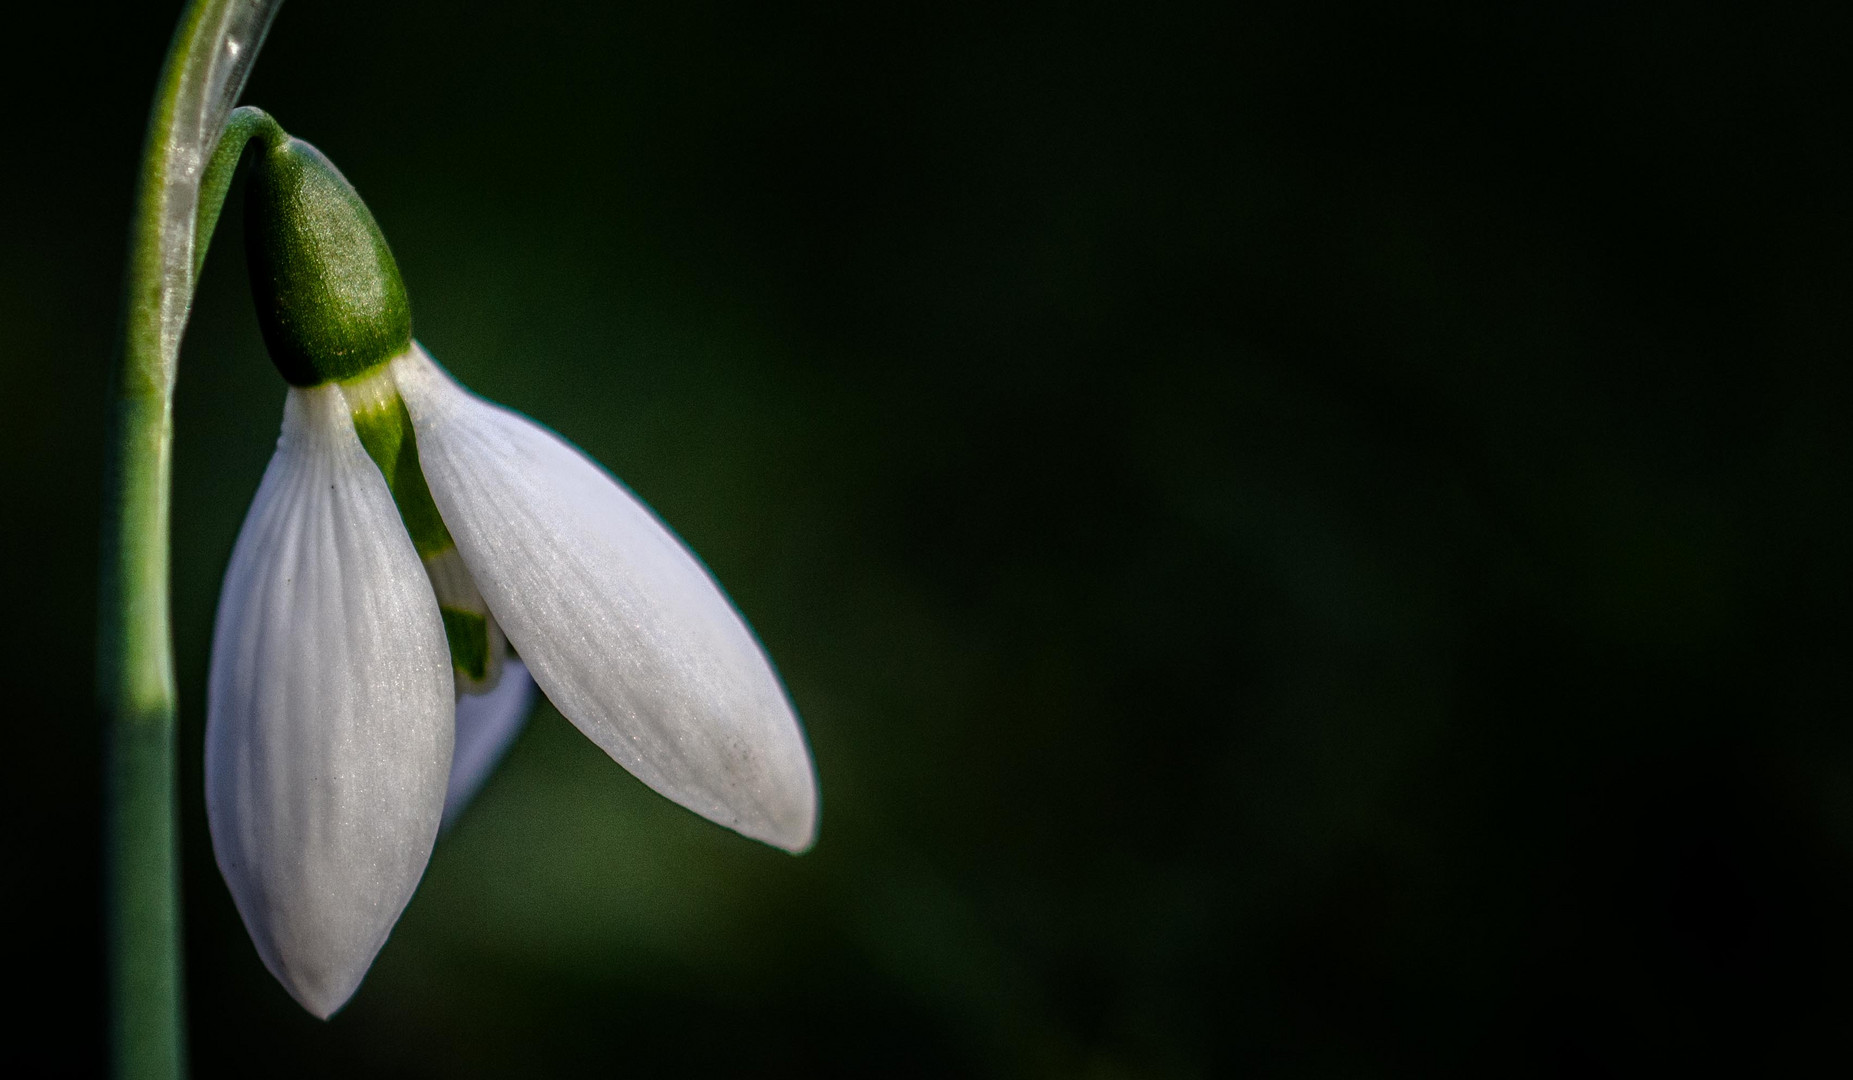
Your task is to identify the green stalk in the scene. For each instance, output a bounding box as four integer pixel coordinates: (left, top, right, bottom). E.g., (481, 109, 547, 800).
(102, 2, 282, 1077)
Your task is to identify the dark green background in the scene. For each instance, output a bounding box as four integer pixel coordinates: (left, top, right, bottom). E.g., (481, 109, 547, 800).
(8, 2, 1853, 1074)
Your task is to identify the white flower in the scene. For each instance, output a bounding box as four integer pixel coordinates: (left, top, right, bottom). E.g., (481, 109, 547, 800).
(209, 121, 818, 1018)
(207, 346, 819, 1018)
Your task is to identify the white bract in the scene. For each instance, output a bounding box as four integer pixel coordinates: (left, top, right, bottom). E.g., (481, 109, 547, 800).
(207, 348, 818, 1018)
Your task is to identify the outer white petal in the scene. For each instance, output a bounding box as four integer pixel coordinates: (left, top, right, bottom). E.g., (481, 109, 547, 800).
(441, 658, 539, 831)
(206, 384, 455, 1019)
(393, 347, 819, 851)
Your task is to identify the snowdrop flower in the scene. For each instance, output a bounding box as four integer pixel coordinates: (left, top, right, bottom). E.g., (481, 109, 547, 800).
(208, 124, 818, 1018)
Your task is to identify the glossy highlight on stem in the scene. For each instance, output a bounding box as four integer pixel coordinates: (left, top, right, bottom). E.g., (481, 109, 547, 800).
(102, 1, 282, 1077)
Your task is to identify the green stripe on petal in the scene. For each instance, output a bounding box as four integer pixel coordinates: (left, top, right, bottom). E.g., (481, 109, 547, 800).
(339, 371, 506, 691)
(423, 546, 507, 694)
(344, 367, 457, 559)
(439, 608, 490, 682)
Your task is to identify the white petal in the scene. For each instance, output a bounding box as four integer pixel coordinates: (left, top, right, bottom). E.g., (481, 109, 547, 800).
(206, 384, 455, 1019)
(441, 658, 539, 831)
(393, 348, 819, 852)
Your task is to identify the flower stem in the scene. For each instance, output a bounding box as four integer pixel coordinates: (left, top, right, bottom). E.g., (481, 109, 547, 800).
(102, 2, 282, 1076)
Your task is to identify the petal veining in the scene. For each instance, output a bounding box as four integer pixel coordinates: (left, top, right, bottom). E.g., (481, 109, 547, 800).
(206, 383, 455, 1018)
(393, 347, 819, 852)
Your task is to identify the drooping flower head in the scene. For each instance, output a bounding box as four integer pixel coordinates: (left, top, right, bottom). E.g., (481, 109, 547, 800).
(209, 122, 818, 1018)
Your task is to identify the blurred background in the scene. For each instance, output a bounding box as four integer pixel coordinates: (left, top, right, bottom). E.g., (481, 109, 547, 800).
(7, 1, 1853, 1074)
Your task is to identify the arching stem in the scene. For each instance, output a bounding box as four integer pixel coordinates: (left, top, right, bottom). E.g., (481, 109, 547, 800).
(102, 3, 282, 1077)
